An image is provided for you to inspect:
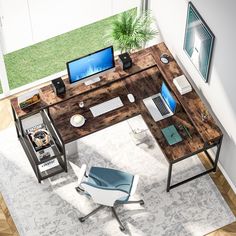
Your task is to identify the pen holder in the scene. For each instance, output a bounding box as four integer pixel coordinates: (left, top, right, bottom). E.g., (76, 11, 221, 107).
(177, 124, 192, 139)
(201, 111, 208, 122)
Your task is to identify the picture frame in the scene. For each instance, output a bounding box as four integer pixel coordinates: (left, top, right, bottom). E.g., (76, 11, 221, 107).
(183, 2, 215, 82)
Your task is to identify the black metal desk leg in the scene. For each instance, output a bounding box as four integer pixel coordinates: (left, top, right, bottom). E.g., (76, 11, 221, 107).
(19, 119, 24, 137)
(63, 143, 68, 172)
(35, 165, 41, 183)
(47, 107, 52, 121)
(213, 136, 223, 172)
(167, 163, 173, 192)
(11, 105, 20, 138)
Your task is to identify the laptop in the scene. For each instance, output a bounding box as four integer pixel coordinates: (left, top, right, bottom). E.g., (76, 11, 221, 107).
(143, 82, 177, 122)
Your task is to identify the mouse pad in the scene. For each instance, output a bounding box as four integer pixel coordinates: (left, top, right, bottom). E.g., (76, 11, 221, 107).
(161, 125, 182, 145)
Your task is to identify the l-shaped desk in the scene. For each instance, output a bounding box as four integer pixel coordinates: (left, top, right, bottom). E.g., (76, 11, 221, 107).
(11, 42, 223, 191)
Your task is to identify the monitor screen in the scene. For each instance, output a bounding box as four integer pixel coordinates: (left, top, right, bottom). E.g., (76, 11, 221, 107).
(161, 82, 176, 113)
(67, 46, 115, 84)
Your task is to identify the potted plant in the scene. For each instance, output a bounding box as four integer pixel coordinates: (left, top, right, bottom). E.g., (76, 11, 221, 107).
(107, 10, 158, 53)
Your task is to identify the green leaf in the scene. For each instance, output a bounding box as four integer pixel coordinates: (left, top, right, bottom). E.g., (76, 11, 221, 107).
(106, 9, 158, 53)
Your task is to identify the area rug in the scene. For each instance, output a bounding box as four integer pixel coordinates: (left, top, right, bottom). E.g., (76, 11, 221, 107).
(0, 115, 234, 236)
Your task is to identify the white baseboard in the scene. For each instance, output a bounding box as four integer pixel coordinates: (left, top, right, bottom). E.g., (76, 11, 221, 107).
(207, 149, 236, 194)
(218, 162, 236, 194)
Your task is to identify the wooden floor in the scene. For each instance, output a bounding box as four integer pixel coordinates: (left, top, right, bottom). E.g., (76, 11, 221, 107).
(0, 194, 19, 236)
(199, 152, 236, 236)
(0, 97, 236, 236)
(0, 99, 19, 236)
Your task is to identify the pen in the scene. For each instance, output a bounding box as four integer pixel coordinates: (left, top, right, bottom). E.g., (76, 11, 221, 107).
(183, 125, 192, 139)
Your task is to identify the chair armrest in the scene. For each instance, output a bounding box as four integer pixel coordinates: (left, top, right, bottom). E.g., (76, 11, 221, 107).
(69, 162, 87, 186)
(130, 175, 139, 196)
(77, 164, 87, 185)
(81, 182, 129, 206)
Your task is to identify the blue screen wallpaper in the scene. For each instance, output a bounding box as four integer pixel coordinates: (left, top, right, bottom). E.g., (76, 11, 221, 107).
(68, 47, 114, 83)
(161, 82, 176, 113)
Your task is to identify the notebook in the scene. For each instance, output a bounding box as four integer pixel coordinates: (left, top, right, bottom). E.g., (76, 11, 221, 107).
(161, 125, 182, 145)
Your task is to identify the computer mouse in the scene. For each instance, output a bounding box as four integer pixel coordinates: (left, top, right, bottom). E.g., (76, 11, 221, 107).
(127, 93, 135, 103)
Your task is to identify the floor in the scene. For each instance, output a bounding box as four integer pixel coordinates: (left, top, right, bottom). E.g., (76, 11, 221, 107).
(0, 97, 236, 236)
(0, 99, 19, 236)
(0, 194, 19, 236)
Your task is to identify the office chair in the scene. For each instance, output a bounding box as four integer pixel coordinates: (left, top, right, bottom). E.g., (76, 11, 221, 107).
(75, 164, 144, 231)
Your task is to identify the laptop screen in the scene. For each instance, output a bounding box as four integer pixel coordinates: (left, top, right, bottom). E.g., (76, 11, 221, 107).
(161, 82, 177, 113)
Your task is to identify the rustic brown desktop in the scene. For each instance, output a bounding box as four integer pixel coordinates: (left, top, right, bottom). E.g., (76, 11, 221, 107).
(11, 42, 222, 191)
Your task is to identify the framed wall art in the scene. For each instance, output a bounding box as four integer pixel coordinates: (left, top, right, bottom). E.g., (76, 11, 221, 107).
(183, 2, 215, 82)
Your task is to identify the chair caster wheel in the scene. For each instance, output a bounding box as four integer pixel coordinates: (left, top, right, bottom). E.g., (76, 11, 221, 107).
(140, 200, 144, 205)
(79, 217, 85, 222)
(119, 226, 125, 232)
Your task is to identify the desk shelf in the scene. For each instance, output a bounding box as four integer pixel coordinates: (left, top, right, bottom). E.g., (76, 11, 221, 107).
(12, 106, 67, 183)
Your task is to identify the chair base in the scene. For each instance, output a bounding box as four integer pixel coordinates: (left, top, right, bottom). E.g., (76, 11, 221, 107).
(79, 199, 144, 232)
(75, 186, 85, 193)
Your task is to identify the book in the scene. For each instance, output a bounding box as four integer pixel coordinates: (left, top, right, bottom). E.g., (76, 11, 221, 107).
(176, 87, 192, 95)
(161, 125, 182, 145)
(18, 89, 40, 109)
(38, 158, 59, 172)
(173, 75, 192, 95)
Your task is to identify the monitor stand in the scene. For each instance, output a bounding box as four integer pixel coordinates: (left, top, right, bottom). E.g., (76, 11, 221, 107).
(84, 77, 101, 86)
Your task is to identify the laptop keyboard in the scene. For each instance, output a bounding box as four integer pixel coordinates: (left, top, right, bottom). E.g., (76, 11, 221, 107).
(152, 96, 170, 116)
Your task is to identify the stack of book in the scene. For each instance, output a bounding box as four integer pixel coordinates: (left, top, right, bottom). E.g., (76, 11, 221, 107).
(18, 89, 40, 109)
(173, 75, 192, 95)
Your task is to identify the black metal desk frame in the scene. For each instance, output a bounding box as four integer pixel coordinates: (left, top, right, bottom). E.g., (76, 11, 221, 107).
(166, 136, 223, 192)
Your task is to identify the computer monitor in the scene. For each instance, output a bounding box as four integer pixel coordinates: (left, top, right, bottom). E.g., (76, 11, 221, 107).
(66, 46, 115, 85)
(161, 82, 177, 113)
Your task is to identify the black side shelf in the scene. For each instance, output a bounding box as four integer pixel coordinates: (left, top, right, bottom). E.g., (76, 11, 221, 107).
(12, 107, 67, 183)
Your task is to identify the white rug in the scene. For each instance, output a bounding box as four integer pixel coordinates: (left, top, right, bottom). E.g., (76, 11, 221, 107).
(0, 116, 235, 236)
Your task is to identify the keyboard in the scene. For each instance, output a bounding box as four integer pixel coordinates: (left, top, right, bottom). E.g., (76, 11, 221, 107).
(90, 97, 124, 117)
(152, 96, 170, 116)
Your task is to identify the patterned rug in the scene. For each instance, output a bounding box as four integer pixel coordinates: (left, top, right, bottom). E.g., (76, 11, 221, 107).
(0, 115, 234, 236)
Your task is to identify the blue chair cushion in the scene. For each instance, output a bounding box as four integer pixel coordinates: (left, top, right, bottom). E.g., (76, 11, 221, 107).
(87, 167, 134, 194)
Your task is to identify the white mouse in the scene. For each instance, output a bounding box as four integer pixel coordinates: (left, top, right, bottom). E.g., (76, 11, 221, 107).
(127, 93, 135, 103)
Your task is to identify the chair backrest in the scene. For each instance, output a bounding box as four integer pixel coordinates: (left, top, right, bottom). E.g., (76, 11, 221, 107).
(81, 182, 129, 206)
(75, 165, 139, 207)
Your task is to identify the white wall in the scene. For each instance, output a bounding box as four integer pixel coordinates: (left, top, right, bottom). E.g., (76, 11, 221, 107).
(150, 0, 236, 190)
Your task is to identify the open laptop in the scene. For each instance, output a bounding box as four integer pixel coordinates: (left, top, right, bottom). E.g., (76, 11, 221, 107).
(143, 82, 177, 122)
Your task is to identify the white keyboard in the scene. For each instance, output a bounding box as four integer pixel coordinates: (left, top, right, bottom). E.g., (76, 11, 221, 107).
(90, 97, 124, 117)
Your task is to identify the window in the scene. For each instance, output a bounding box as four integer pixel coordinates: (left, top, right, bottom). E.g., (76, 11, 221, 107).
(3, 12, 122, 90)
(0, 0, 139, 93)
